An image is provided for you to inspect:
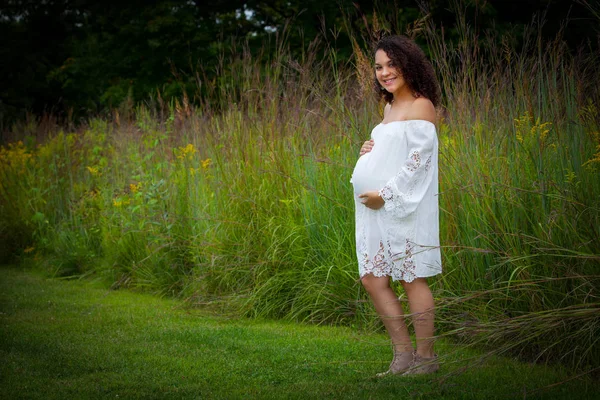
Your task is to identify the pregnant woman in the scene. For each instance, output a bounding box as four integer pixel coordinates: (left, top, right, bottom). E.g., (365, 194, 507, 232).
(351, 35, 442, 376)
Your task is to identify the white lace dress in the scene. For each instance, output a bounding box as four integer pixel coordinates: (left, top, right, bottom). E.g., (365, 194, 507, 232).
(351, 120, 442, 282)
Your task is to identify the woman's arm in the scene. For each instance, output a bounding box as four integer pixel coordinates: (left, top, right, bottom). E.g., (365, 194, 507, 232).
(378, 119, 437, 218)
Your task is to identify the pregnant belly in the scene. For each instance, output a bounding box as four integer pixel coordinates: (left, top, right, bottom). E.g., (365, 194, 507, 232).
(351, 154, 388, 195)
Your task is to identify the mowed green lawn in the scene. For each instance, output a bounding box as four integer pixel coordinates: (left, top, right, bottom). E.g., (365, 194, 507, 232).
(1, 267, 597, 399)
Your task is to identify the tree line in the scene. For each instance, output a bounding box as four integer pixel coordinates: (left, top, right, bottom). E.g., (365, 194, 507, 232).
(1, 0, 597, 125)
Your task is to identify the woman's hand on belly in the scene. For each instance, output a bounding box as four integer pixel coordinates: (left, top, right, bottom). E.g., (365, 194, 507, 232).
(359, 139, 374, 156)
(358, 191, 385, 210)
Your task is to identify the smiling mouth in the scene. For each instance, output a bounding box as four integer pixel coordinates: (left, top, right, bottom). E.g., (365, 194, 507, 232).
(382, 78, 396, 85)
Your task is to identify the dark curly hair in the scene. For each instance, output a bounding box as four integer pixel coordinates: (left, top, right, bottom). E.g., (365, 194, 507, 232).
(374, 35, 440, 107)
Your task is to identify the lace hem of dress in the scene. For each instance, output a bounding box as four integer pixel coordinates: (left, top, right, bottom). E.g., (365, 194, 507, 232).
(358, 239, 418, 283)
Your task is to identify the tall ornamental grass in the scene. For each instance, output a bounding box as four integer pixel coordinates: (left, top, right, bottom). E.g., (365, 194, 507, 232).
(420, 13, 600, 370)
(1, 14, 598, 372)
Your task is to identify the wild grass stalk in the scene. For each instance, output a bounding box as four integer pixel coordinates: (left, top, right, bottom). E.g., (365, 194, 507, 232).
(420, 3, 600, 372)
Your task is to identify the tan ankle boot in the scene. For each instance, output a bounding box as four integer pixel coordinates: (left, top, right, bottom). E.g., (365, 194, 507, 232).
(376, 350, 414, 377)
(402, 352, 439, 375)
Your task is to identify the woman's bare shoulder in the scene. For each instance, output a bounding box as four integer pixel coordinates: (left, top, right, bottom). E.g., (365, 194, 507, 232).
(407, 97, 436, 124)
(383, 103, 392, 117)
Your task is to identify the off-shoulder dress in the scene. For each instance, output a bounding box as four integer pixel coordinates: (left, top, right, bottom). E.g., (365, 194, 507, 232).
(351, 119, 442, 282)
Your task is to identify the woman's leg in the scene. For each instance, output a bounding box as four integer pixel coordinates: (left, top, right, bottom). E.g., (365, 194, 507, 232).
(361, 274, 412, 353)
(401, 278, 435, 358)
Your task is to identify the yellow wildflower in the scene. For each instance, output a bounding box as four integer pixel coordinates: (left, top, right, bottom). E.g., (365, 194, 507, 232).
(515, 132, 523, 143)
(87, 166, 100, 176)
(175, 143, 197, 160)
(514, 112, 552, 145)
(113, 198, 131, 207)
(201, 158, 212, 169)
(0, 141, 33, 173)
(514, 111, 532, 143)
(532, 120, 552, 144)
(129, 182, 142, 193)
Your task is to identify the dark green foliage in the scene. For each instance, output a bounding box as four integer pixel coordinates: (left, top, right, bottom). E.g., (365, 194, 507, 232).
(1, 0, 597, 126)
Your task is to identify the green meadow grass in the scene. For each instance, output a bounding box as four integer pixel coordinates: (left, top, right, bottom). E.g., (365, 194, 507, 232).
(1, 266, 598, 399)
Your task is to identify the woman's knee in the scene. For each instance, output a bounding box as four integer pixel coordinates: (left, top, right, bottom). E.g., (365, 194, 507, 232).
(361, 274, 390, 294)
(401, 277, 430, 295)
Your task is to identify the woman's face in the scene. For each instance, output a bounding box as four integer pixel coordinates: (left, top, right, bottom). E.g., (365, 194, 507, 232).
(375, 49, 406, 96)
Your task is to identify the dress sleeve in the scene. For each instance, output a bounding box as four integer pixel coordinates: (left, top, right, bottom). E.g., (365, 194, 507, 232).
(378, 120, 437, 219)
